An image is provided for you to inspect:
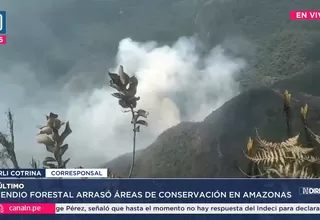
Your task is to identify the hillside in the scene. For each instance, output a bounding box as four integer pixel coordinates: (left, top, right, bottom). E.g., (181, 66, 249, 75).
(3, 0, 320, 85)
(2, 0, 320, 170)
(104, 84, 320, 177)
(195, 0, 320, 87)
(102, 0, 320, 177)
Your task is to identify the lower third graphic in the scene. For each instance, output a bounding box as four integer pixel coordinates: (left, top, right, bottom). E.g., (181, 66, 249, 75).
(300, 187, 320, 195)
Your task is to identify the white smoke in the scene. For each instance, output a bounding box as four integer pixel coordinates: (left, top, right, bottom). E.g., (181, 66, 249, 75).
(0, 37, 246, 168)
(115, 37, 246, 131)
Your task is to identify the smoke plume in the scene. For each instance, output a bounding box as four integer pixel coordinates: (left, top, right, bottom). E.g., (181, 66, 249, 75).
(0, 37, 246, 168)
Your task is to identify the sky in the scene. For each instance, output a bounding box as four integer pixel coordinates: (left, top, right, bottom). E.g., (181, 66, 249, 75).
(0, 0, 247, 168)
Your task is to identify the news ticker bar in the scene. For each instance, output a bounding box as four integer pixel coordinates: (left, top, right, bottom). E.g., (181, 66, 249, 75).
(0, 203, 320, 214)
(0, 169, 109, 178)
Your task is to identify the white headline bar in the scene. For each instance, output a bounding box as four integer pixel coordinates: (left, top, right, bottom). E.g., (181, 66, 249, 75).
(55, 203, 320, 214)
(45, 169, 109, 178)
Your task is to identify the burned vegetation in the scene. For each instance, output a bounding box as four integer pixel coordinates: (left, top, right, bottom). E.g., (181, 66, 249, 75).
(242, 90, 320, 178)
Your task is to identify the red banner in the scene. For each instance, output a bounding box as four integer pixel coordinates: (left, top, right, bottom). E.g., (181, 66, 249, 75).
(0, 203, 55, 214)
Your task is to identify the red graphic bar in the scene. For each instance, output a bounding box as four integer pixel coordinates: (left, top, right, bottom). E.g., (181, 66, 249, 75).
(0, 35, 6, 44)
(290, 10, 320, 20)
(0, 203, 55, 214)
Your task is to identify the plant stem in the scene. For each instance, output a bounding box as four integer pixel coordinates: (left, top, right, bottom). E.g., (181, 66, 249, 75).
(246, 161, 253, 178)
(284, 105, 292, 138)
(7, 111, 19, 169)
(9, 150, 19, 169)
(303, 122, 312, 147)
(128, 107, 136, 178)
(302, 119, 317, 175)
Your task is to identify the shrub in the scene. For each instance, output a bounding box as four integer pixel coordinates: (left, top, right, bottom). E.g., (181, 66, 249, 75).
(109, 65, 149, 178)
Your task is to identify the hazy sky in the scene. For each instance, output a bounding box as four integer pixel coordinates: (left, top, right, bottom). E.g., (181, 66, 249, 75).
(0, 0, 247, 168)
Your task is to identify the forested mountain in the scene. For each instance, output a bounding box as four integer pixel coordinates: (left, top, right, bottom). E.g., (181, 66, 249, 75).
(103, 0, 320, 177)
(1, 0, 320, 172)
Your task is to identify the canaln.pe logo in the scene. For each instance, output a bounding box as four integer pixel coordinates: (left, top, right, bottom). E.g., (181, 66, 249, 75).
(0, 11, 6, 44)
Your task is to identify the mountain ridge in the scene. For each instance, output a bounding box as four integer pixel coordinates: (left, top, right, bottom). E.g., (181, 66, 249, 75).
(101, 0, 320, 177)
(104, 83, 320, 177)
